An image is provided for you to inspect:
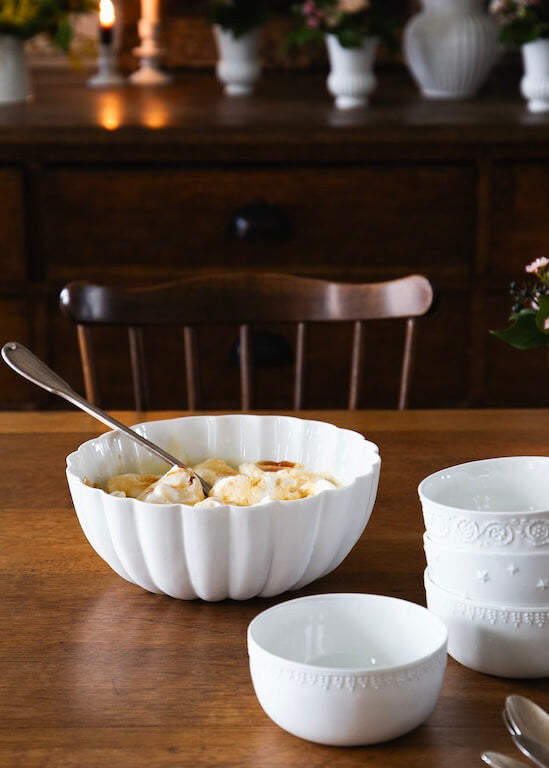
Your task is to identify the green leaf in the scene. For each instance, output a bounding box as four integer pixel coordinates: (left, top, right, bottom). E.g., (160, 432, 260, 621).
(490, 309, 549, 349)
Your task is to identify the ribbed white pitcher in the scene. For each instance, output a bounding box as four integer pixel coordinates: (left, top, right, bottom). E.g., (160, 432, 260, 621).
(403, 0, 498, 99)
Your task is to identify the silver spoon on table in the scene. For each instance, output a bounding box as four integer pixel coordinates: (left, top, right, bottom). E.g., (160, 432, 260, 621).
(482, 751, 532, 768)
(1, 341, 211, 495)
(503, 697, 549, 768)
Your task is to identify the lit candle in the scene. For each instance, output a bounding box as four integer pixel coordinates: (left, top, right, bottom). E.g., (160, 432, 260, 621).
(141, 0, 159, 24)
(99, 0, 115, 46)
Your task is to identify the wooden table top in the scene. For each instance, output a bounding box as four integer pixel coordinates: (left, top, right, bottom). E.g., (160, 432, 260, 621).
(1, 409, 548, 768)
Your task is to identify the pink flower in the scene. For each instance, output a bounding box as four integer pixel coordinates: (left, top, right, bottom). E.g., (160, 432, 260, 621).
(526, 257, 549, 274)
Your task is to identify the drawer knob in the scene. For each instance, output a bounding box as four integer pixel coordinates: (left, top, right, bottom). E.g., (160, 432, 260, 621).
(230, 201, 292, 242)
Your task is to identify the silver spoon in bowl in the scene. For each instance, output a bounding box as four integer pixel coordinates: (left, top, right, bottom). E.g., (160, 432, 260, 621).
(1, 341, 211, 496)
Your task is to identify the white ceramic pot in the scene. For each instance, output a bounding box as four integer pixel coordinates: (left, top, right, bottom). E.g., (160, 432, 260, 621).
(0, 35, 31, 105)
(213, 25, 261, 97)
(425, 569, 549, 678)
(423, 533, 549, 606)
(403, 0, 498, 99)
(521, 39, 549, 113)
(325, 34, 378, 110)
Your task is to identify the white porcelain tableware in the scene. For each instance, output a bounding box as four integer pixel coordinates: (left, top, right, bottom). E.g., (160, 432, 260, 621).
(247, 593, 448, 746)
(419, 457, 549, 552)
(423, 533, 549, 606)
(66, 414, 381, 601)
(424, 569, 549, 678)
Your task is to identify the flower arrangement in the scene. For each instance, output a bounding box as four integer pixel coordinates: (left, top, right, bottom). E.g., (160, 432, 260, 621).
(0, 0, 96, 51)
(491, 258, 549, 349)
(489, 0, 549, 45)
(290, 0, 405, 49)
(207, 0, 272, 37)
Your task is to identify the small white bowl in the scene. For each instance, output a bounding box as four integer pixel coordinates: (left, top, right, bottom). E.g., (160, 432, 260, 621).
(247, 593, 448, 746)
(423, 533, 549, 606)
(424, 569, 549, 678)
(418, 457, 549, 552)
(66, 414, 381, 601)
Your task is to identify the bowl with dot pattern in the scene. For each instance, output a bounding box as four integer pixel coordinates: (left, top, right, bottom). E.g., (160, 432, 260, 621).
(418, 457, 549, 553)
(424, 568, 549, 678)
(247, 593, 448, 746)
(423, 533, 549, 606)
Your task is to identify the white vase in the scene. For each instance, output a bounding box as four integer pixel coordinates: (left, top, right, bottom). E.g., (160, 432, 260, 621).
(0, 35, 31, 105)
(521, 39, 549, 113)
(403, 0, 498, 99)
(325, 34, 378, 110)
(213, 26, 261, 97)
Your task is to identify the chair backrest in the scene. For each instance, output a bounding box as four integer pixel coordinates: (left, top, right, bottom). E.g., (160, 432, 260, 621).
(59, 272, 434, 411)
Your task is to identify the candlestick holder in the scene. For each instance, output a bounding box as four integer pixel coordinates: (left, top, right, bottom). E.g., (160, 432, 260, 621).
(88, 44, 125, 88)
(129, 18, 171, 85)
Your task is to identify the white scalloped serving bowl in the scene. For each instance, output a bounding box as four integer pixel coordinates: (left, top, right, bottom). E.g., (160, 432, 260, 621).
(418, 457, 549, 552)
(66, 414, 381, 601)
(424, 569, 549, 678)
(247, 593, 448, 746)
(423, 533, 549, 606)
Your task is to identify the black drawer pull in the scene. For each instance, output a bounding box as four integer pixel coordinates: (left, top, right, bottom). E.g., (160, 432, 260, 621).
(229, 201, 292, 243)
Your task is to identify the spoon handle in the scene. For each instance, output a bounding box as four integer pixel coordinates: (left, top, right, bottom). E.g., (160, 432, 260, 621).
(1, 342, 205, 485)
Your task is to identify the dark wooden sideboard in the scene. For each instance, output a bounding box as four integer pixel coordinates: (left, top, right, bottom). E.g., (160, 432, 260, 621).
(2, 65, 549, 410)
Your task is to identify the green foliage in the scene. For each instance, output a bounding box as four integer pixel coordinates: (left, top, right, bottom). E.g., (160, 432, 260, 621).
(0, 0, 97, 51)
(490, 309, 549, 349)
(208, 0, 270, 36)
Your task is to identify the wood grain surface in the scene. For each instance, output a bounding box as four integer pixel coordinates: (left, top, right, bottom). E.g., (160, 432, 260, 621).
(1, 409, 548, 767)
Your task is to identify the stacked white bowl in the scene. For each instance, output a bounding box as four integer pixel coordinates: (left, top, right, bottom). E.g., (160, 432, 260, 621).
(418, 456, 549, 678)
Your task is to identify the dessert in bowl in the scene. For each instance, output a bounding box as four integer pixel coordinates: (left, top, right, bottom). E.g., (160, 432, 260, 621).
(247, 593, 448, 746)
(66, 414, 381, 601)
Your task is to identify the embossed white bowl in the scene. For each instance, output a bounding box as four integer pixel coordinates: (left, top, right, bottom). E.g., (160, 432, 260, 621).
(247, 593, 448, 746)
(424, 533, 549, 606)
(424, 569, 549, 678)
(66, 414, 381, 601)
(418, 457, 549, 553)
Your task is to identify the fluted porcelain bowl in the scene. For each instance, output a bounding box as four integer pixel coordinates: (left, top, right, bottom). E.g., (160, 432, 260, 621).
(418, 457, 549, 553)
(423, 533, 549, 606)
(66, 414, 381, 601)
(247, 593, 448, 746)
(424, 569, 549, 678)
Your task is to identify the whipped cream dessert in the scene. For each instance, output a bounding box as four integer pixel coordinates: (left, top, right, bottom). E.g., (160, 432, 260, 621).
(104, 457, 341, 507)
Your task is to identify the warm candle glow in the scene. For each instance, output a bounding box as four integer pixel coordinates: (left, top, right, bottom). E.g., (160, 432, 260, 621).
(99, 0, 115, 28)
(98, 93, 122, 131)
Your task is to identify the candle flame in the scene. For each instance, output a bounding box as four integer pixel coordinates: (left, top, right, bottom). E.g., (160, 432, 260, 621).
(99, 0, 115, 27)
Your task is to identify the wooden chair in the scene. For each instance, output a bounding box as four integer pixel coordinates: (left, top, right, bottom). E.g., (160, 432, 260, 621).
(59, 272, 434, 411)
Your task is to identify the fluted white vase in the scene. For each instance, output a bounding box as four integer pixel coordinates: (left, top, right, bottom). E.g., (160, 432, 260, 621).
(403, 0, 498, 99)
(325, 34, 378, 110)
(521, 39, 549, 113)
(213, 26, 261, 97)
(0, 35, 31, 105)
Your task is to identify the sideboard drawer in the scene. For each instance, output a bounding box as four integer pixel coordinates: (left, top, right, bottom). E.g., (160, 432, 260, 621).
(492, 161, 549, 278)
(0, 168, 25, 281)
(41, 164, 475, 281)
